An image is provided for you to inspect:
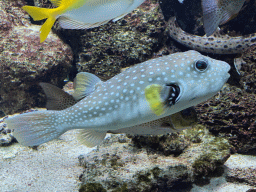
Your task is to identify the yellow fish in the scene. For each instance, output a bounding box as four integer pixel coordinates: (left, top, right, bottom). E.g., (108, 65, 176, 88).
(22, 0, 145, 42)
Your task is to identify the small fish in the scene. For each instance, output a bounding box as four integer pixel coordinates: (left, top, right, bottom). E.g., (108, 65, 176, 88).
(202, 0, 245, 36)
(22, 0, 145, 42)
(6, 50, 230, 147)
(168, 16, 256, 54)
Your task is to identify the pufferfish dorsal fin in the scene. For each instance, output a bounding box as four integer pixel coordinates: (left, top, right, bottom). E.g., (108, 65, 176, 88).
(144, 84, 165, 116)
(77, 130, 107, 148)
(39, 82, 77, 110)
(73, 72, 102, 101)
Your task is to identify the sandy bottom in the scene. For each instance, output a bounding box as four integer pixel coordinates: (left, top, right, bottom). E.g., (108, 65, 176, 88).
(0, 130, 95, 192)
(191, 177, 256, 192)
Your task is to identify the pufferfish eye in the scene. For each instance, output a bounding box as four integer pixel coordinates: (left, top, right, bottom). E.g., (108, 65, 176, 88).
(195, 60, 208, 72)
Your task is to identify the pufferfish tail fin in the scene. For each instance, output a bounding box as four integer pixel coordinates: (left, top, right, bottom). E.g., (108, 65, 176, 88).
(22, 6, 56, 42)
(5, 110, 66, 146)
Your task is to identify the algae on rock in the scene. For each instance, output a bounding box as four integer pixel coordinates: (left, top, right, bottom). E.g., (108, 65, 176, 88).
(78, 125, 231, 191)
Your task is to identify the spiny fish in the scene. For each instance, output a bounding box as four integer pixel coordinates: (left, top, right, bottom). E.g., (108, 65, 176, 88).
(39, 80, 198, 137)
(202, 0, 245, 36)
(6, 50, 230, 147)
(22, 0, 145, 42)
(168, 16, 256, 54)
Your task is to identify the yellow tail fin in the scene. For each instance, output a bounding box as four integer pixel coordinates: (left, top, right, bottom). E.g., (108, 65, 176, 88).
(22, 6, 56, 42)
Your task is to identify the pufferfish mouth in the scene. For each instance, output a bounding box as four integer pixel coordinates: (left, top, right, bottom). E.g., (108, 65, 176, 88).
(164, 83, 181, 106)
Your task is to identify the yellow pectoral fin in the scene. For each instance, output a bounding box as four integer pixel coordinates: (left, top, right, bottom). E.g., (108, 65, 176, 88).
(145, 84, 165, 116)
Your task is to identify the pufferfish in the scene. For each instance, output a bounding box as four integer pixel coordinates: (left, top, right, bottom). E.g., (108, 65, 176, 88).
(22, 0, 145, 42)
(39, 77, 198, 137)
(6, 50, 230, 147)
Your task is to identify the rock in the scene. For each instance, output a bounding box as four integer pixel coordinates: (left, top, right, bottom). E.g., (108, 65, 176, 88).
(0, 134, 15, 147)
(194, 42, 256, 155)
(78, 125, 231, 191)
(0, 0, 73, 116)
(225, 154, 256, 186)
(191, 154, 256, 191)
(195, 47, 256, 155)
(0, 117, 15, 146)
(57, 0, 168, 80)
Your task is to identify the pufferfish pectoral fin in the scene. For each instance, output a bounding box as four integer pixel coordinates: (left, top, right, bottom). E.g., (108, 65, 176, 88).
(77, 130, 107, 148)
(73, 72, 102, 101)
(144, 84, 165, 116)
(170, 107, 198, 131)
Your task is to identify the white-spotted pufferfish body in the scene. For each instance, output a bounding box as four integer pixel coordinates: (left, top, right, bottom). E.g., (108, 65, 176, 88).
(6, 50, 230, 147)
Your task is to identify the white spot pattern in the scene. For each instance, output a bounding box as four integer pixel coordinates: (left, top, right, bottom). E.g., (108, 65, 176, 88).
(45, 50, 230, 138)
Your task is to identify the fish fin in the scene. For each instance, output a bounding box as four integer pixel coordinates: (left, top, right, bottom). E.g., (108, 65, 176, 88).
(210, 27, 222, 37)
(58, 16, 111, 29)
(77, 130, 106, 147)
(112, 0, 145, 22)
(73, 72, 102, 101)
(40, 16, 56, 42)
(145, 84, 165, 116)
(58, 16, 86, 29)
(5, 111, 64, 146)
(39, 82, 77, 110)
(218, 0, 245, 25)
(201, 0, 222, 36)
(112, 13, 127, 22)
(22, 6, 49, 21)
(219, 13, 238, 26)
(109, 120, 174, 135)
(170, 107, 198, 131)
(22, 6, 56, 42)
(202, 0, 245, 36)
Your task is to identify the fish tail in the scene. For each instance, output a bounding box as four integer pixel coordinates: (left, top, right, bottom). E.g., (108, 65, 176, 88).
(5, 111, 65, 146)
(40, 16, 56, 43)
(22, 6, 57, 42)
